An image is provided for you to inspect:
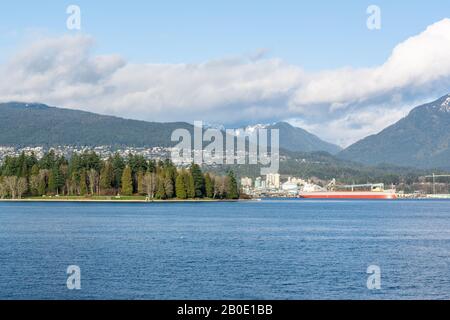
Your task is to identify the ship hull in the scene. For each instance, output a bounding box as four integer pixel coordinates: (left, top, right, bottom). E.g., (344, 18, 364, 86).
(299, 192, 397, 199)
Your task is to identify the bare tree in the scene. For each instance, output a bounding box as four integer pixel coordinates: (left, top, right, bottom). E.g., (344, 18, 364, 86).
(214, 175, 226, 199)
(3, 176, 18, 199)
(38, 169, 49, 195)
(29, 175, 40, 196)
(16, 178, 28, 199)
(66, 178, 76, 196)
(143, 172, 157, 199)
(88, 169, 99, 195)
(0, 181, 8, 199)
(59, 165, 69, 195)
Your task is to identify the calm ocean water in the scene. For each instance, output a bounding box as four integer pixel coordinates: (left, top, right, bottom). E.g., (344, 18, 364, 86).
(0, 199, 450, 300)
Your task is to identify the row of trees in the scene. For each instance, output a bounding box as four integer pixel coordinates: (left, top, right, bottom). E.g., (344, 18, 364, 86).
(0, 151, 239, 200)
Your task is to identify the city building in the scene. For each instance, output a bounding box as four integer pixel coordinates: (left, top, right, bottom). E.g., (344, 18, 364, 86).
(254, 177, 262, 189)
(287, 177, 306, 186)
(261, 180, 267, 189)
(240, 177, 253, 188)
(266, 173, 281, 189)
(281, 182, 299, 195)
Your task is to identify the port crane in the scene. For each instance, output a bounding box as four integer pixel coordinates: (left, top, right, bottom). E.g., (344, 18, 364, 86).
(424, 174, 450, 194)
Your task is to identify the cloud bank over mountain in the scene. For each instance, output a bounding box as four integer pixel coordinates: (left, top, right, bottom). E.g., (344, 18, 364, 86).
(1, 18, 450, 146)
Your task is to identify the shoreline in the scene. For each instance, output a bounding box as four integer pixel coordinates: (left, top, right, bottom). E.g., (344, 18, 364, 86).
(0, 198, 248, 203)
(1, 197, 450, 203)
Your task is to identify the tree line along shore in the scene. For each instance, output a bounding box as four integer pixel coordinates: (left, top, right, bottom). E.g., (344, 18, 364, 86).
(0, 151, 240, 201)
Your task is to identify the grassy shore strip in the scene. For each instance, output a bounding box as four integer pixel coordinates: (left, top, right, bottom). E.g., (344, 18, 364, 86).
(0, 196, 247, 203)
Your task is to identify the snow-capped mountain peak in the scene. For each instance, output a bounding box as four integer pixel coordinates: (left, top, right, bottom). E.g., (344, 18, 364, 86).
(440, 95, 450, 112)
(243, 123, 269, 133)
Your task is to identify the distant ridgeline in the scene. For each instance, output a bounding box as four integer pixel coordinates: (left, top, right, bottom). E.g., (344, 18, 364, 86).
(0, 102, 341, 153)
(338, 94, 450, 170)
(0, 151, 239, 200)
(0, 102, 191, 148)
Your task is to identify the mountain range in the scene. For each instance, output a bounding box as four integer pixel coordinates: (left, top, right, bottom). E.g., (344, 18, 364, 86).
(265, 122, 342, 154)
(0, 102, 340, 154)
(338, 94, 450, 169)
(0, 102, 191, 148)
(0, 102, 341, 154)
(1, 94, 450, 170)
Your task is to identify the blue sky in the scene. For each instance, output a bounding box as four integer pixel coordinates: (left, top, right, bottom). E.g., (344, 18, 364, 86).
(0, 1, 450, 146)
(1, 0, 448, 68)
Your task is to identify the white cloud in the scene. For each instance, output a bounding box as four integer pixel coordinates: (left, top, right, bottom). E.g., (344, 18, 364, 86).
(1, 19, 450, 146)
(290, 19, 450, 109)
(288, 103, 416, 148)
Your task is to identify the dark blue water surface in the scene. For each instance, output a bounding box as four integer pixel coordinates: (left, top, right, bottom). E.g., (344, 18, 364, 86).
(1, 199, 450, 300)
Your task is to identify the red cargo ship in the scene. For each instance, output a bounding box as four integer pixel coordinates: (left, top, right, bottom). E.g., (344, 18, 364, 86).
(299, 183, 397, 199)
(299, 191, 397, 200)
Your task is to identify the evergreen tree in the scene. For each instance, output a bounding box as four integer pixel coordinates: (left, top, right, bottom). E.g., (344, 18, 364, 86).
(80, 151, 101, 171)
(48, 165, 65, 194)
(187, 173, 195, 198)
(59, 165, 69, 195)
(175, 174, 187, 199)
(111, 153, 125, 190)
(121, 166, 133, 196)
(155, 175, 166, 199)
(164, 160, 177, 183)
(47, 170, 56, 194)
(54, 166, 65, 194)
(204, 173, 214, 198)
(147, 160, 156, 173)
(17, 152, 28, 177)
(127, 154, 148, 176)
(39, 150, 57, 170)
(190, 163, 205, 198)
(226, 171, 239, 199)
(99, 161, 114, 193)
(68, 154, 81, 186)
(1, 156, 16, 177)
(79, 170, 88, 196)
(164, 177, 174, 198)
(181, 171, 193, 198)
(29, 165, 40, 196)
